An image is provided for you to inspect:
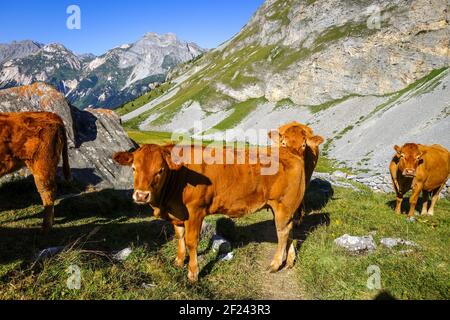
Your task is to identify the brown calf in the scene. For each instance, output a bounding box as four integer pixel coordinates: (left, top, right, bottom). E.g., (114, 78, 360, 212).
(114, 143, 307, 282)
(0, 112, 71, 231)
(270, 121, 324, 223)
(390, 143, 450, 217)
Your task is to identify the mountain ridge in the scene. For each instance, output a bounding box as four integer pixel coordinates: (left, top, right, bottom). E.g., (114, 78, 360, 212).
(0, 33, 205, 109)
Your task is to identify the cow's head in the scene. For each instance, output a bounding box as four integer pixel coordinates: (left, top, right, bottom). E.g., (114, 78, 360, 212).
(394, 143, 426, 178)
(269, 121, 324, 156)
(113, 144, 182, 205)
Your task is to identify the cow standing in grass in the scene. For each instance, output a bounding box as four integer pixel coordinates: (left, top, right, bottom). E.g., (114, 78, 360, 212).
(269, 121, 324, 225)
(390, 143, 450, 218)
(0, 112, 71, 231)
(113, 134, 320, 282)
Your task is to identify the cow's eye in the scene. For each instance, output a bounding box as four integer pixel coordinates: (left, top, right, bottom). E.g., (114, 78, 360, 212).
(400, 154, 405, 158)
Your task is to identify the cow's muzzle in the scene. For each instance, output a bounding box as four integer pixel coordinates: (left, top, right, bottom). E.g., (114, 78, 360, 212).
(133, 190, 151, 204)
(402, 169, 416, 177)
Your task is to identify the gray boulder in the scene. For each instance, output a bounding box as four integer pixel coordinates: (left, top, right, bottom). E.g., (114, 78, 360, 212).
(0, 82, 136, 190)
(334, 234, 377, 253)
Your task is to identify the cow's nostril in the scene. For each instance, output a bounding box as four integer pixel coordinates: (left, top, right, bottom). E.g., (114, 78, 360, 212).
(133, 191, 151, 203)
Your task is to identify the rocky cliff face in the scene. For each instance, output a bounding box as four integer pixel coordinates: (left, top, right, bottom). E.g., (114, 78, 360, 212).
(0, 83, 135, 190)
(0, 40, 43, 65)
(0, 33, 204, 110)
(122, 0, 449, 193)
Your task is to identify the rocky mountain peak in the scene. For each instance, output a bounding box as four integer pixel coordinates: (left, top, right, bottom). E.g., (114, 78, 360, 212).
(0, 33, 204, 109)
(0, 40, 44, 65)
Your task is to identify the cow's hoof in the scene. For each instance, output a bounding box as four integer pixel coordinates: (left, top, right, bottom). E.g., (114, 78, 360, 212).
(187, 269, 199, 283)
(268, 260, 282, 273)
(286, 244, 296, 269)
(174, 258, 185, 268)
(406, 217, 416, 223)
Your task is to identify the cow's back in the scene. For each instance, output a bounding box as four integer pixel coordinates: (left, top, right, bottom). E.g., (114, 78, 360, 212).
(181, 147, 305, 217)
(418, 144, 450, 190)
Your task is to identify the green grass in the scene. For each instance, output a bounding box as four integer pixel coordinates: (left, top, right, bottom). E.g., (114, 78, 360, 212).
(126, 130, 175, 145)
(368, 67, 449, 119)
(1, 172, 448, 299)
(266, 0, 293, 26)
(296, 187, 450, 300)
(115, 82, 173, 116)
(307, 94, 362, 114)
(315, 157, 354, 175)
(212, 97, 268, 131)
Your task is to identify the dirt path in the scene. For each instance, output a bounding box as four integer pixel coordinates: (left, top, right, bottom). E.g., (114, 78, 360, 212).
(254, 220, 306, 300)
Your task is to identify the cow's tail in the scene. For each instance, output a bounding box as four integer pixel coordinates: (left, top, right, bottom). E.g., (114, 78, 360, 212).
(61, 126, 71, 182)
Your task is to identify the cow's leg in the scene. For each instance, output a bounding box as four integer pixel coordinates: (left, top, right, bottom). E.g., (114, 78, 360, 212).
(427, 184, 445, 216)
(395, 194, 403, 214)
(294, 203, 305, 227)
(286, 241, 296, 269)
(407, 183, 423, 218)
(184, 210, 204, 282)
(173, 223, 186, 268)
(33, 173, 57, 232)
(420, 190, 429, 215)
(270, 204, 294, 273)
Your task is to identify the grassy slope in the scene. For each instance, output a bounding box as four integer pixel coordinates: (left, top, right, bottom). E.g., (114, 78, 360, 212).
(297, 187, 450, 300)
(115, 82, 173, 117)
(0, 132, 448, 300)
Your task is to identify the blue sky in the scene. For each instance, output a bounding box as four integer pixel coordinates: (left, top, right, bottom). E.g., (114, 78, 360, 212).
(0, 0, 264, 55)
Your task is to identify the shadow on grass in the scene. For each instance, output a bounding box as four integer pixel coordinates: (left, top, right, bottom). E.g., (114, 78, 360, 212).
(0, 184, 170, 267)
(304, 178, 334, 213)
(386, 196, 428, 215)
(0, 167, 107, 212)
(198, 179, 333, 278)
(374, 290, 397, 300)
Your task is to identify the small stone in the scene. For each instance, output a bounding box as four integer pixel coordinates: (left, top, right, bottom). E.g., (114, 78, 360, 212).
(35, 246, 65, 261)
(218, 252, 234, 262)
(380, 238, 418, 249)
(407, 217, 416, 223)
(113, 248, 133, 261)
(211, 234, 232, 254)
(142, 283, 157, 289)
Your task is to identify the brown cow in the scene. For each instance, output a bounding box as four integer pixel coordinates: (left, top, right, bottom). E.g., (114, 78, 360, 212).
(0, 112, 71, 231)
(269, 121, 324, 223)
(389, 143, 450, 218)
(114, 142, 308, 282)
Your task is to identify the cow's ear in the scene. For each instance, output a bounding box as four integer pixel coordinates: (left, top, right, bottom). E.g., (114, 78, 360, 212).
(418, 151, 427, 159)
(307, 135, 325, 148)
(113, 152, 134, 166)
(394, 145, 402, 154)
(162, 147, 183, 171)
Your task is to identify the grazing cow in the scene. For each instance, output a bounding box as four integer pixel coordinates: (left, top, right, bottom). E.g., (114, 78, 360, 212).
(389, 143, 450, 218)
(269, 122, 324, 223)
(0, 112, 71, 231)
(114, 143, 308, 282)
